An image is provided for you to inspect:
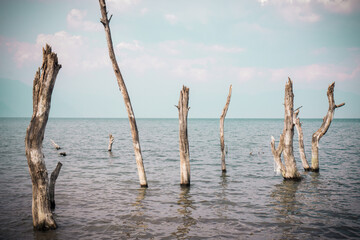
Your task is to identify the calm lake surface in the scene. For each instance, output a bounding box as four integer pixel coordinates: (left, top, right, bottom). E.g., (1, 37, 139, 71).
(0, 118, 359, 239)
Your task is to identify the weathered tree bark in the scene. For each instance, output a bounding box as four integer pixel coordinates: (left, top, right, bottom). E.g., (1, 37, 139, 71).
(25, 44, 61, 230)
(283, 78, 301, 179)
(108, 134, 114, 152)
(99, 0, 148, 187)
(293, 108, 311, 171)
(270, 135, 285, 176)
(176, 86, 190, 186)
(220, 85, 232, 172)
(49, 162, 62, 211)
(50, 139, 61, 150)
(311, 82, 345, 172)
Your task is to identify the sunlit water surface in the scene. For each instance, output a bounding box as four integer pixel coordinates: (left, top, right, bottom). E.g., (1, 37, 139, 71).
(0, 118, 359, 239)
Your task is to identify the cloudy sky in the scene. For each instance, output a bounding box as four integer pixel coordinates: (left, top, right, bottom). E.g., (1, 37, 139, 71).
(0, 0, 359, 118)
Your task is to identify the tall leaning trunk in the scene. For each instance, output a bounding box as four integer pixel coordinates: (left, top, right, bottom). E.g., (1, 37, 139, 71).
(176, 86, 190, 186)
(99, 0, 148, 187)
(220, 85, 232, 172)
(25, 44, 61, 230)
(311, 82, 345, 171)
(282, 78, 300, 179)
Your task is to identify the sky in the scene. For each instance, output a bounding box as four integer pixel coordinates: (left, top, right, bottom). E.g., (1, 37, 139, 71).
(0, 0, 359, 118)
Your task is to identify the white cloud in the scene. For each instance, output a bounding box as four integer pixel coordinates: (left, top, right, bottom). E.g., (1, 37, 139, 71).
(5, 31, 109, 72)
(318, 0, 360, 14)
(164, 14, 178, 24)
(67, 9, 101, 32)
(116, 40, 144, 51)
(258, 0, 360, 23)
(140, 8, 149, 15)
(107, 0, 141, 13)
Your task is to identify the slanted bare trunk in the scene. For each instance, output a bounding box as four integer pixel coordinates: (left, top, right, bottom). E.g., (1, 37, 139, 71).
(220, 85, 232, 172)
(99, 0, 148, 187)
(50, 139, 61, 150)
(108, 134, 114, 151)
(283, 78, 300, 179)
(311, 82, 345, 171)
(176, 86, 190, 186)
(293, 108, 310, 170)
(25, 44, 61, 230)
(270, 135, 285, 176)
(49, 162, 62, 210)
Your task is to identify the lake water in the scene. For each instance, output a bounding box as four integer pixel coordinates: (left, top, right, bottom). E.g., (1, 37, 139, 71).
(0, 118, 359, 239)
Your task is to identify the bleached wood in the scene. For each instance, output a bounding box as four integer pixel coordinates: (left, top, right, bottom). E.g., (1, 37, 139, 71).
(270, 135, 285, 176)
(50, 139, 61, 150)
(108, 134, 115, 151)
(25, 44, 61, 230)
(49, 162, 62, 210)
(220, 85, 232, 172)
(283, 78, 301, 179)
(293, 109, 310, 170)
(311, 82, 345, 171)
(99, 0, 148, 187)
(176, 86, 190, 186)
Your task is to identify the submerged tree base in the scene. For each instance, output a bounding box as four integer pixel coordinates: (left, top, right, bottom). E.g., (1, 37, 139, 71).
(283, 176, 302, 181)
(180, 183, 191, 188)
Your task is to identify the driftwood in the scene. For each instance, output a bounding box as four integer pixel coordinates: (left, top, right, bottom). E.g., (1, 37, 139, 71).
(25, 44, 61, 230)
(108, 134, 115, 151)
(49, 162, 62, 210)
(220, 85, 232, 172)
(176, 86, 190, 186)
(271, 78, 300, 179)
(99, 0, 148, 187)
(293, 108, 311, 170)
(50, 139, 61, 150)
(311, 82, 345, 171)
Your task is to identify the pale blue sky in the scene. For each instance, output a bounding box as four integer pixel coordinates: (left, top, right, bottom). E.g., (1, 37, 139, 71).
(1, 0, 359, 118)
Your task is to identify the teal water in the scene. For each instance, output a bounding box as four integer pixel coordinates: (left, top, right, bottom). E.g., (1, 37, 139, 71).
(0, 118, 359, 239)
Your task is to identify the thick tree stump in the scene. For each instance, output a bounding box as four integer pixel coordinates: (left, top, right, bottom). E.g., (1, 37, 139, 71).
(25, 44, 61, 230)
(176, 86, 190, 186)
(293, 108, 310, 171)
(99, 0, 148, 187)
(49, 162, 62, 210)
(220, 85, 232, 172)
(311, 82, 345, 171)
(283, 78, 300, 179)
(108, 134, 115, 151)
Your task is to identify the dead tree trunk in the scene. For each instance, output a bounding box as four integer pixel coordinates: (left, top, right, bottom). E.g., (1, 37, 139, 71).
(50, 139, 61, 150)
(293, 108, 311, 171)
(283, 78, 301, 179)
(311, 82, 345, 172)
(99, 0, 148, 187)
(270, 135, 285, 175)
(49, 162, 62, 211)
(25, 44, 61, 230)
(108, 134, 114, 152)
(271, 78, 300, 180)
(176, 86, 190, 186)
(220, 85, 232, 172)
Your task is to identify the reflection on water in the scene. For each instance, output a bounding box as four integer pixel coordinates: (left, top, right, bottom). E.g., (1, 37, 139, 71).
(216, 172, 229, 219)
(130, 188, 148, 236)
(172, 187, 197, 239)
(270, 180, 302, 239)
